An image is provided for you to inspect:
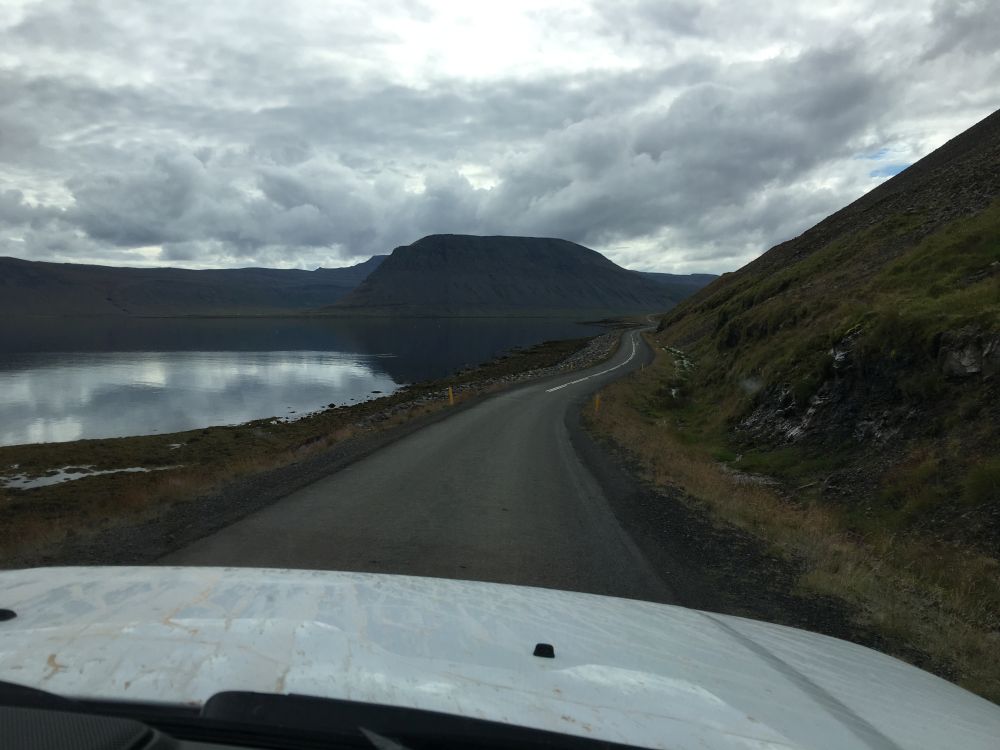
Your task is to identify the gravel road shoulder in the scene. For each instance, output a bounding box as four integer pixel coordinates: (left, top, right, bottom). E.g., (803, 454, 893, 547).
(573, 416, 940, 669)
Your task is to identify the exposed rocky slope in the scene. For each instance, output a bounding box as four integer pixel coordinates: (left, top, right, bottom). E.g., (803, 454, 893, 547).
(0, 255, 386, 317)
(656, 106, 1000, 552)
(330, 234, 706, 317)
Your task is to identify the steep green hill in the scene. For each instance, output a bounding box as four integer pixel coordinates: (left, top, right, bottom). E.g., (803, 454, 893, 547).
(591, 107, 999, 698)
(656, 107, 999, 550)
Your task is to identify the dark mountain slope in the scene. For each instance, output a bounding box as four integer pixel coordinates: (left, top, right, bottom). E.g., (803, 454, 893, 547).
(652, 106, 1000, 555)
(0, 255, 386, 316)
(331, 234, 698, 317)
(591, 107, 1000, 701)
(684, 107, 1000, 312)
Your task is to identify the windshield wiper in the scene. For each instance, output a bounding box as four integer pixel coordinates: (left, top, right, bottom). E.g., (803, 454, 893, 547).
(0, 681, 636, 749)
(199, 691, 634, 749)
(0, 678, 78, 710)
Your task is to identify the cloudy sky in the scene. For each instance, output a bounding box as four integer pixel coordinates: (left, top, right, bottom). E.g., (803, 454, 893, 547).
(1, 1, 997, 273)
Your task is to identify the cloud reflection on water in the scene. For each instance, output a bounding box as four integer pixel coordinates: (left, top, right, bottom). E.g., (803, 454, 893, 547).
(0, 351, 398, 446)
(0, 317, 602, 446)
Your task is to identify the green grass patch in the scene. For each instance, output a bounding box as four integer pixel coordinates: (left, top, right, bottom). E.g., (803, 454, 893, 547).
(963, 457, 1000, 507)
(736, 444, 852, 480)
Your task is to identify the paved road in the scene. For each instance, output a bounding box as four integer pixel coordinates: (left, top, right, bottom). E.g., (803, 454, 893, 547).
(160, 331, 672, 602)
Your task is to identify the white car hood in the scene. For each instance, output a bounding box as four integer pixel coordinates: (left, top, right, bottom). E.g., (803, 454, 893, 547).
(0, 567, 996, 750)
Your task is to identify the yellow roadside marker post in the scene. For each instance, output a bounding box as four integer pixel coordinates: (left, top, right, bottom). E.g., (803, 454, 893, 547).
(594, 393, 601, 415)
(448, 386, 455, 406)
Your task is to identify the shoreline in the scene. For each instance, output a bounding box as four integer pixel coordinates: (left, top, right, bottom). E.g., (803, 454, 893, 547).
(0, 312, 654, 320)
(1, 330, 623, 568)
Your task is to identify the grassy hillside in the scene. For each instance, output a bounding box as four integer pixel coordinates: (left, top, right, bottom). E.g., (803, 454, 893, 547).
(658, 191, 999, 551)
(590, 109, 1000, 699)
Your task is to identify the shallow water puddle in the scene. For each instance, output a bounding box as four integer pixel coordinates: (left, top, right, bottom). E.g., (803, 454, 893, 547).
(1, 465, 181, 490)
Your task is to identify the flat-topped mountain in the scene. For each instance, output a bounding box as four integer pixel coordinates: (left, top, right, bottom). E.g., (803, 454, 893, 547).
(0, 238, 715, 319)
(0, 255, 386, 317)
(331, 234, 706, 317)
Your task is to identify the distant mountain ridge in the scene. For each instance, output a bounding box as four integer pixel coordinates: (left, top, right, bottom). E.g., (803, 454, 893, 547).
(639, 271, 719, 288)
(637, 271, 720, 302)
(0, 255, 387, 317)
(0, 240, 717, 319)
(331, 234, 713, 317)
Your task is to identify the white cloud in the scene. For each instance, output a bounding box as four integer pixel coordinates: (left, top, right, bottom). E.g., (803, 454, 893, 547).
(0, 0, 997, 273)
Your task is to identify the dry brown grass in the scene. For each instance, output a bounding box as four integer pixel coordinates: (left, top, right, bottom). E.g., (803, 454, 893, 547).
(0, 420, 372, 561)
(590, 333, 1000, 702)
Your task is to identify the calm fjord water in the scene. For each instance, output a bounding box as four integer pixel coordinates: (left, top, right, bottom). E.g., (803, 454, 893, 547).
(0, 317, 601, 446)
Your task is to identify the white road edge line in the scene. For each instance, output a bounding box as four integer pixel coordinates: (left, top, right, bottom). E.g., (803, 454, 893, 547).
(545, 333, 639, 393)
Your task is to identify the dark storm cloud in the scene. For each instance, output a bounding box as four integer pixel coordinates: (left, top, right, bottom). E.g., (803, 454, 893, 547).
(923, 0, 1000, 59)
(0, 1, 997, 271)
(441, 41, 888, 254)
(9, 0, 125, 50)
(64, 150, 382, 256)
(594, 0, 704, 41)
(0, 190, 47, 224)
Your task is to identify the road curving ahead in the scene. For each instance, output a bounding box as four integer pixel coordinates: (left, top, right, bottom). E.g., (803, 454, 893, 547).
(160, 330, 670, 602)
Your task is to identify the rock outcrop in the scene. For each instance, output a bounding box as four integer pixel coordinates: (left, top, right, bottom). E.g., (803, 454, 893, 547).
(939, 327, 1000, 378)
